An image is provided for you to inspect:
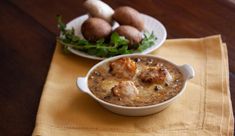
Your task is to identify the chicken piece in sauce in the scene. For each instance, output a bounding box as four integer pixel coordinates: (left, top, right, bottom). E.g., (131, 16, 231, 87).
(112, 81, 139, 99)
(139, 67, 173, 84)
(109, 58, 136, 79)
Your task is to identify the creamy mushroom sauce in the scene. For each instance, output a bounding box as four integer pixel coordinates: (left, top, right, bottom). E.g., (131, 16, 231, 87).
(88, 56, 184, 107)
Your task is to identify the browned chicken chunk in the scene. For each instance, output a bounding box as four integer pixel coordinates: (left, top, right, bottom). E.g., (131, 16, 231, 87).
(139, 67, 172, 84)
(111, 81, 139, 99)
(109, 58, 136, 79)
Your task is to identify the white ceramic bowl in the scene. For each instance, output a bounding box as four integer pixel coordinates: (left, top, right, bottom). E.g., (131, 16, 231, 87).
(76, 54, 195, 116)
(66, 14, 167, 60)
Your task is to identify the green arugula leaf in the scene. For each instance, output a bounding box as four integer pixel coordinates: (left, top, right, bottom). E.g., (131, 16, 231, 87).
(87, 48, 97, 55)
(137, 32, 157, 52)
(111, 32, 129, 47)
(96, 48, 108, 57)
(56, 15, 66, 33)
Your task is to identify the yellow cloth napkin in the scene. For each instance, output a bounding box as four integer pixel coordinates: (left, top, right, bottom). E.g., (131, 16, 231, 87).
(32, 35, 233, 136)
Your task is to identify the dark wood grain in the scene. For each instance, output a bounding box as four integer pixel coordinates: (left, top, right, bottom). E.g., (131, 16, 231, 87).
(0, 0, 235, 135)
(0, 1, 55, 135)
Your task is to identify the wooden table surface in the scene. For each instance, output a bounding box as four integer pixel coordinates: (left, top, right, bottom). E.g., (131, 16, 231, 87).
(0, 0, 235, 135)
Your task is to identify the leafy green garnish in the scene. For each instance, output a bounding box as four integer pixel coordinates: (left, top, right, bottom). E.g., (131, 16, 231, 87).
(56, 16, 157, 58)
(137, 32, 157, 51)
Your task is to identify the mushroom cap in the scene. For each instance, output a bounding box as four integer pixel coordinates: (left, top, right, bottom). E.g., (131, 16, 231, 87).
(81, 17, 112, 42)
(113, 6, 144, 31)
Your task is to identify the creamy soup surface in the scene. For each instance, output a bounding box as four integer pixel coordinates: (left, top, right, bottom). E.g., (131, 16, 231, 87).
(88, 56, 184, 107)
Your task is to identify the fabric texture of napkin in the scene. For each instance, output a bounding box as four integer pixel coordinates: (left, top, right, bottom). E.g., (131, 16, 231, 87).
(32, 35, 234, 136)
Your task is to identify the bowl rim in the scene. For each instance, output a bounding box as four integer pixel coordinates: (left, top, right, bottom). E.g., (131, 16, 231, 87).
(79, 54, 191, 109)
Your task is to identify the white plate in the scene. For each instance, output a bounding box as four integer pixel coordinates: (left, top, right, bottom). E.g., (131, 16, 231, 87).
(65, 14, 167, 60)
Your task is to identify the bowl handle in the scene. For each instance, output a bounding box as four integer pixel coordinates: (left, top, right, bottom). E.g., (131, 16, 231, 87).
(179, 64, 195, 80)
(76, 77, 91, 95)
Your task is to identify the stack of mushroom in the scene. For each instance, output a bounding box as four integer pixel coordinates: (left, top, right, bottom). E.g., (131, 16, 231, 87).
(82, 0, 145, 49)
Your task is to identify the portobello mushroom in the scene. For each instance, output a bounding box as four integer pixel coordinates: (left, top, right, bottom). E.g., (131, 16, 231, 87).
(81, 17, 112, 42)
(113, 6, 144, 31)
